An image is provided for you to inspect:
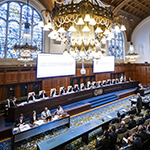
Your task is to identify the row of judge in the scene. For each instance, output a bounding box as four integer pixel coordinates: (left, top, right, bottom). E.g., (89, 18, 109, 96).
(15, 105, 64, 127)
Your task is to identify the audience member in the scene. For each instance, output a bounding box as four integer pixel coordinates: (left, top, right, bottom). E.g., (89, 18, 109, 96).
(55, 105, 64, 115)
(29, 92, 36, 101)
(94, 82, 98, 87)
(96, 131, 111, 150)
(41, 107, 51, 120)
(40, 91, 48, 99)
(136, 113, 145, 125)
(128, 115, 136, 130)
(145, 109, 150, 120)
(133, 133, 142, 150)
(68, 86, 74, 92)
(128, 105, 137, 115)
(15, 114, 25, 127)
(146, 125, 150, 134)
(30, 110, 38, 125)
(137, 125, 148, 143)
(117, 121, 127, 134)
(111, 111, 121, 124)
(73, 85, 80, 92)
(10, 97, 19, 107)
(136, 93, 142, 115)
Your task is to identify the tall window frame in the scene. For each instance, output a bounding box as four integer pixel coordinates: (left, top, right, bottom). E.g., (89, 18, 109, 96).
(0, 1, 43, 59)
(108, 30, 124, 60)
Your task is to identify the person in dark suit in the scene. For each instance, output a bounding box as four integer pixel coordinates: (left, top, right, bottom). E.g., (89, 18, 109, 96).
(136, 93, 142, 115)
(81, 85, 85, 90)
(132, 133, 142, 150)
(99, 81, 102, 86)
(94, 82, 97, 87)
(68, 86, 74, 92)
(116, 78, 119, 83)
(40, 91, 48, 98)
(51, 89, 58, 97)
(73, 85, 80, 92)
(128, 115, 136, 129)
(137, 125, 148, 143)
(30, 110, 38, 125)
(136, 83, 143, 94)
(103, 81, 106, 85)
(60, 87, 66, 95)
(10, 97, 19, 107)
(111, 111, 121, 124)
(117, 121, 127, 134)
(14, 114, 25, 127)
(89, 82, 92, 88)
(108, 125, 118, 150)
(145, 109, 150, 120)
(29, 92, 36, 101)
(96, 131, 111, 150)
(128, 105, 137, 115)
(136, 113, 145, 125)
(107, 80, 111, 84)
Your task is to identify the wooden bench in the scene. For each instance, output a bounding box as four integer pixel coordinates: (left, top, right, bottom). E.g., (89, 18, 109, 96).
(64, 103, 91, 116)
(115, 89, 135, 99)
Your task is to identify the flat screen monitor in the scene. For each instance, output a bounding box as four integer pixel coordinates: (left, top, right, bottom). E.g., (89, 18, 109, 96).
(93, 56, 114, 73)
(37, 53, 76, 78)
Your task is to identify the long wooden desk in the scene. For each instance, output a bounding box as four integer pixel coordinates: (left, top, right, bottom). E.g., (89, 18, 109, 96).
(12, 114, 70, 150)
(8, 81, 139, 122)
(37, 107, 129, 150)
(139, 87, 150, 96)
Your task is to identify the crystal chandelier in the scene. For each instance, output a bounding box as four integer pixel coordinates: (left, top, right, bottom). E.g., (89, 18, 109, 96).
(12, 0, 40, 66)
(39, 0, 126, 72)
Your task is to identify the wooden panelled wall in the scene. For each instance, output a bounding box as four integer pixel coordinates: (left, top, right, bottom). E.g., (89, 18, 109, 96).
(0, 63, 149, 101)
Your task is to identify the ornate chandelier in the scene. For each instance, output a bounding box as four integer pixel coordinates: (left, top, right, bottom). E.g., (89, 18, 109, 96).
(39, 0, 126, 72)
(12, 0, 40, 66)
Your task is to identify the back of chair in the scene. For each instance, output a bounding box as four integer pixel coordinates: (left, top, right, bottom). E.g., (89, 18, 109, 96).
(28, 92, 34, 99)
(50, 88, 56, 96)
(144, 118, 150, 126)
(114, 122, 120, 129)
(39, 90, 45, 96)
(122, 116, 130, 124)
(118, 131, 128, 141)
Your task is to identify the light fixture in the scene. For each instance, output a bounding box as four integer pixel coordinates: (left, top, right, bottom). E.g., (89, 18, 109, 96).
(76, 17, 85, 25)
(101, 36, 106, 44)
(68, 24, 77, 32)
(103, 28, 110, 35)
(115, 24, 120, 33)
(58, 27, 66, 33)
(84, 13, 91, 22)
(89, 18, 96, 26)
(47, 20, 53, 29)
(95, 27, 103, 33)
(48, 30, 58, 39)
(38, 19, 44, 27)
(109, 30, 114, 39)
(82, 23, 90, 32)
(120, 24, 126, 31)
(43, 24, 49, 31)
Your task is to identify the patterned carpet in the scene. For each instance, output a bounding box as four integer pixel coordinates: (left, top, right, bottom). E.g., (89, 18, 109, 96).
(0, 95, 134, 150)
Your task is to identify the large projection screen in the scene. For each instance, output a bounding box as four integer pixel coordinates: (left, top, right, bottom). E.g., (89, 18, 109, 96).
(93, 56, 114, 73)
(37, 53, 76, 78)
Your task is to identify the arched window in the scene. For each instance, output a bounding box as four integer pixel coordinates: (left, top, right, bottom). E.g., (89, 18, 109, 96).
(0, 1, 43, 58)
(108, 30, 124, 60)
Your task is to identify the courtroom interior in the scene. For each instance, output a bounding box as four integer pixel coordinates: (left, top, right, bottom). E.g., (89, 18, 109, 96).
(1, 0, 150, 150)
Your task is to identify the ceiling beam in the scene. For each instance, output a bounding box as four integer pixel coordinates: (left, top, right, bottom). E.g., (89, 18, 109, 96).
(112, 0, 131, 15)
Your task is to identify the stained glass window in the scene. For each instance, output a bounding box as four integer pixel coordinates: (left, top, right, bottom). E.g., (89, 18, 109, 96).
(0, 1, 43, 58)
(108, 30, 124, 60)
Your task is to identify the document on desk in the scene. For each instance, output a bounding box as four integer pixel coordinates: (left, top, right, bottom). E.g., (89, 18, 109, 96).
(107, 115, 112, 118)
(19, 124, 30, 132)
(35, 120, 44, 126)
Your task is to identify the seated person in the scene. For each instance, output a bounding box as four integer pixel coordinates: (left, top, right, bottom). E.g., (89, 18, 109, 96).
(117, 121, 127, 134)
(41, 107, 51, 120)
(137, 125, 148, 143)
(136, 83, 143, 94)
(40, 91, 48, 99)
(96, 131, 111, 150)
(107, 79, 111, 84)
(81, 85, 86, 90)
(55, 105, 64, 115)
(103, 81, 106, 85)
(51, 89, 58, 97)
(94, 82, 98, 87)
(128, 115, 136, 130)
(68, 86, 74, 92)
(128, 104, 137, 115)
(15, 114, 25, 127)
(116, 78, 119, 83)
(10, 97, 19, 107)
(73, 85, 80, 92)
(60, 87, 66, 95)
(136, 113, 145, 125)
(99, 82, 102, 86)
(119, 137, 136, 150)
(111, 111, 121, 124)
(89, 82, 92, 88)
(145, 109, 150, 120)
(30, 110, 38, 125)
(132, 133, 142, 150)
(29, 92, 36, 101)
